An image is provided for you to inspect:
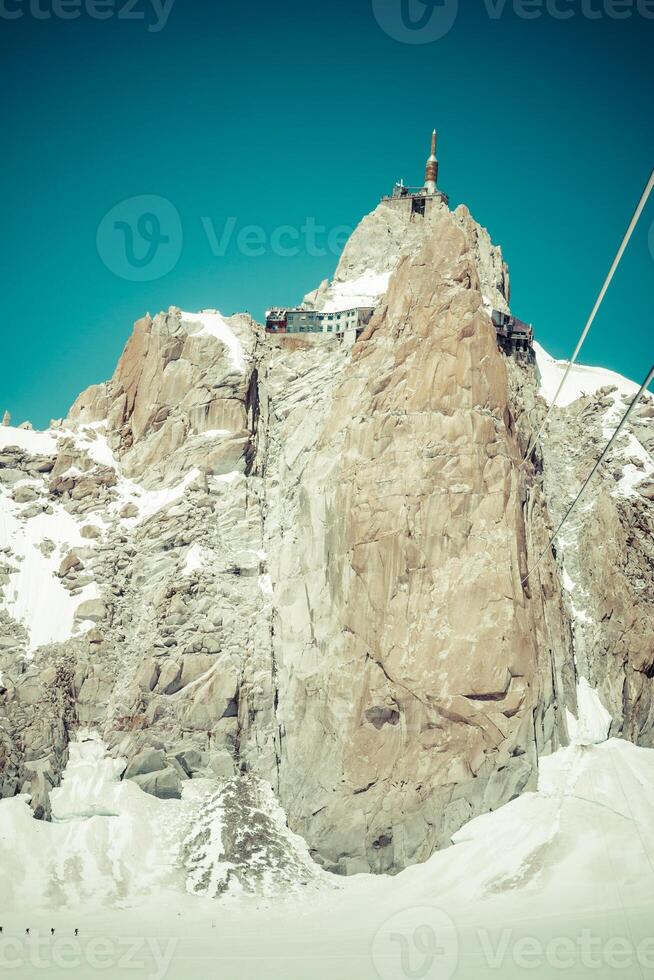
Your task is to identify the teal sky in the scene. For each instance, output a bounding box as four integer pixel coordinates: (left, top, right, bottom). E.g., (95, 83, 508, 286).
(1, 0, 653, 428)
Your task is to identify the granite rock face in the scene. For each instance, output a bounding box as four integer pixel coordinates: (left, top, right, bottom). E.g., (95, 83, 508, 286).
(529, 374, 654, 746)
(257, 201, 571, 872)
(0, 195, 651, 876)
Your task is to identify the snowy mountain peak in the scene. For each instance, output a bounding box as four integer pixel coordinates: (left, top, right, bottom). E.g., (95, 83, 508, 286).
(1, 190, 653, 946)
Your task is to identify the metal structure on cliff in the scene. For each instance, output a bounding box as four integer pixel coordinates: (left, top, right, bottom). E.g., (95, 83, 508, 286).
(383, 129, 449, 212)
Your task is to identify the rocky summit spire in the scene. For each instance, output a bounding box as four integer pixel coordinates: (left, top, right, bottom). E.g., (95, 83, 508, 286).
(424, 129, 439, 194)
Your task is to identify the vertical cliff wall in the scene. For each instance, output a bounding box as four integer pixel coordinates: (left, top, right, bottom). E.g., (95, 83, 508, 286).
(255, 200, 573, 873)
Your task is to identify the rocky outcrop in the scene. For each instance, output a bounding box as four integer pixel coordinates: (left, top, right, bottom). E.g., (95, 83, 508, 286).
(531, 378, 654, 745)
(183, 775, 322, 898)
(255, 201, 571, 873)
(0, 650, 77, 819)
(0, 193, 652, 880)
(68, 309, 257, 483)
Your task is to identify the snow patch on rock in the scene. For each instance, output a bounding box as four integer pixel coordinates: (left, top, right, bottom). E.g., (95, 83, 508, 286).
(180, 311, 246, 374)
(0, 496, 100, 653)
(68, 424, 202, 525)
(0, 426, 60, 456)
(320, 270, 391, 313)
(567, 678, 612, 746)
(183, 544, 208, 576)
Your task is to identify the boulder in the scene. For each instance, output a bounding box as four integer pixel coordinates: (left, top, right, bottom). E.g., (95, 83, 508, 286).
(74, 599, 107, 623)
(178, 666, 239, 730)
(179, 654, 215, 688)
(59, 553, 83, 577)
(23, 457, 55, 474)
(124, 748, 167, 779)
(208, 750, 235, 780)
(81, 524, 102, 539)
(13, 485, 39, 504)
(174, 747, 205, 776)
(156, 660, 183, 695)
(0, 468, 24, 485)
(135, 658, 160, 692)
(132, 767, 183, 800)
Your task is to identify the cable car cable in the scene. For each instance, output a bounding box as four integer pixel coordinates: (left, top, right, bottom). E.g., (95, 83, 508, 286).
(522, 361, 654, 586)
(523, 169, 654, 466)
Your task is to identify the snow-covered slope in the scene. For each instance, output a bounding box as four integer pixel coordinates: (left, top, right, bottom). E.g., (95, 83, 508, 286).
(0, 427, 60, 456)
(317, 269, 392, 312)
(0, 497, 100, 652)
(0, 426, 100, 652)
(1, 688, 653, 979)
(534, 342, 642, 408)
(0, 734, 189, 908)
(0, 420, 206, 654)
(535, 341, 654, 498)
(0, 732, 324, 910)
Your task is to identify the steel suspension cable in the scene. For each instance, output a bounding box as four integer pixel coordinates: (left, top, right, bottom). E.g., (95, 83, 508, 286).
(522, 361, 654, 586)
(523, 169, 654, 465)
